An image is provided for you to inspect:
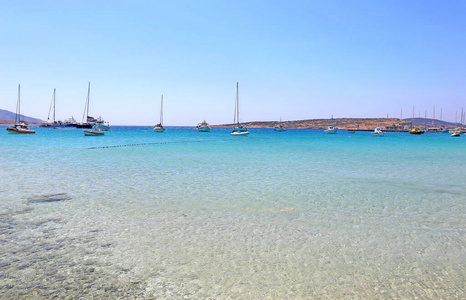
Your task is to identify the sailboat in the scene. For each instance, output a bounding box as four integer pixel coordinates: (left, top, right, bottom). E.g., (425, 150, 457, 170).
(197, 120, 210, 132)
(6, 84, 36, 134)
(231, 82, 249, 136)
(274, 117, 286, 132)
(153, 95, 165, 132)
(324, 115, 337, 134)
(40, 88, 62, 128)
(77, 82, 97, 129)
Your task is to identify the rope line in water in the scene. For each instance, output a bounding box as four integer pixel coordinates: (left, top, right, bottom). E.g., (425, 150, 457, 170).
(88, 139, 219, 149)
(87, 136, 310, 149)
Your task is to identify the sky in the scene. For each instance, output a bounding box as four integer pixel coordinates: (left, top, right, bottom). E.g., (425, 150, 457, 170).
(1, 0, 465, 125)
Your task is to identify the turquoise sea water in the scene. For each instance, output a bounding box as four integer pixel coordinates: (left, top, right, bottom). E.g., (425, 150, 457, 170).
(1, 126, 464, 298)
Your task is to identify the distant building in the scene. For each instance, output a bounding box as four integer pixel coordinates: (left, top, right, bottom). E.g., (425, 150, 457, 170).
(385, 121, 411, 131)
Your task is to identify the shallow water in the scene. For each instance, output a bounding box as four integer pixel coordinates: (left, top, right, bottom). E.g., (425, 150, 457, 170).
(1, 126, 465, 298)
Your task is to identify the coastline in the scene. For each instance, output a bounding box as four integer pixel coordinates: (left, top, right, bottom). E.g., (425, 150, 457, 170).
(1, 116, 460, 131)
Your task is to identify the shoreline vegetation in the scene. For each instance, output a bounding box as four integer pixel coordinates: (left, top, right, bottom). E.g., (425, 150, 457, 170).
(0, 117, 459, 130)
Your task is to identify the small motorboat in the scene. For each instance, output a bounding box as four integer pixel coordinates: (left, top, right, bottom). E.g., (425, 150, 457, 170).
(409, 127, 424, 134)
(197, 120, 210, 132)
(371, 127, 385, 137)
(7, 123, 35, 134)
(84, 125, 105, 136)
(324, 126, 337, 134)
(451, 131, 461, 137)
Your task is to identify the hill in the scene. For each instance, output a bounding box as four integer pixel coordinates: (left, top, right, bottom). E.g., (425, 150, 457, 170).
(0, 109, 43, 124)
(404, 118, 459, 128)
(219, 117, 459, 130)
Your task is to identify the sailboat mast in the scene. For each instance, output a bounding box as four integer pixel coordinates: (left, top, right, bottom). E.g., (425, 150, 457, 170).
(233, 87, 237, 125)
(16, 84, 20, 124)
(160, 94, 163, 126)
(53, 88, 56, 123)
(236, 82, 239, 125)
(86, 82, 90, 121)
(412, 106, 415, 129)
(82, 82, 91, 123)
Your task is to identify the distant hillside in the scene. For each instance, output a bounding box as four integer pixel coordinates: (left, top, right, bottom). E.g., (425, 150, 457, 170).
(0, 109, 43, 123)
(220, 118, 410, 130)
(404, 118, 458, 127)
(219, 117, 459, 130)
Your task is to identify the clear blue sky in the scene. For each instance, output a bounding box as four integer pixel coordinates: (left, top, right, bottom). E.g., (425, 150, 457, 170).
(1, 0, 465, 125)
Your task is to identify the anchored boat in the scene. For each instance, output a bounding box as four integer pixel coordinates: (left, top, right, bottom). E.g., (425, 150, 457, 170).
(371, 127, 385, 137)
(231, 82, 249, 136)
(324, 115, 337, 134)
(153, 95, 165, 132)
(6, 84, 35, 134)
(84, 125, 105, 136)
(197, 120, 210, 132)
(274, 117, 286, 132)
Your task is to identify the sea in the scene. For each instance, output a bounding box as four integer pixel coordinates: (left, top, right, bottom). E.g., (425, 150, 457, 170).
(0, 126, 464, 299)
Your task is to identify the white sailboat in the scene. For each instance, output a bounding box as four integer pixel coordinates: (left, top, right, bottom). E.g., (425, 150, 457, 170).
(40, 88, 62, 128)
(324, 115, 337, 134)
(6, 84, 35, 134)
(231, 82, 249, 136)
(153, 95, 165, 132)
(274, 117, 286, 132)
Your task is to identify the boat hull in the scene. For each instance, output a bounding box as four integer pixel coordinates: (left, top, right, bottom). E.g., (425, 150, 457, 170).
(153, 127, 165, 132)
(6, 126, 35, 134)
(324, 129, 337, 134)
(231, 131, 249, 136)
(76, 123, 93, 129)
(84, 130, 104, 136)
(197, 126, 210, 132)
(371, 133, 385, 137)
(95, 124, 110, 131)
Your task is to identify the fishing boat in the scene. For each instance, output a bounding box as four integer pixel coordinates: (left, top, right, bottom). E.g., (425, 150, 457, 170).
(6, 84, 36, 134)
(409, 127, 424, 134)
(274, 117, 286, 132)
(84, 125, 105, 136)
(197, 120, 210, 132)
(40, 88, 63, 128)
(231, 82, 249, 136)
(153, 94, 165, 132)
(371, 127, 385, 136)
(324, 115, 337, 134)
